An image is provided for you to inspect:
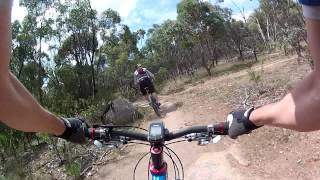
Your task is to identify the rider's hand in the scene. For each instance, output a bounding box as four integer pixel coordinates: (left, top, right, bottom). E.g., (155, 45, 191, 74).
(226, 108, 262, 139)
(57, 118, 89, 144)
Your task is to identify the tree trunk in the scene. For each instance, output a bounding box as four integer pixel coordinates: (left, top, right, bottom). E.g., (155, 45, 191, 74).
(283, 43, 289, 56)
(238, 45, 244, 61)
(90, 26, 97, 97)
(266, 16, 270, 42)
(18, 60, 24, 79)
(23, 137, 27, 151)
(201, 54, 211, 76)
(253, 48, 258, 62)
(17, 46, 26, 78)
(294, 43, 303, 64)
(205, 66, 212, 76)
(38, 35, 43, 104)
(255, 18, 266, 43)
(0, 151, 5, 163)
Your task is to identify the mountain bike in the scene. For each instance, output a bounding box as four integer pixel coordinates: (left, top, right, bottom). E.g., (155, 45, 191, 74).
(144, 87, 161, 117)
(88, 120, 229, 180)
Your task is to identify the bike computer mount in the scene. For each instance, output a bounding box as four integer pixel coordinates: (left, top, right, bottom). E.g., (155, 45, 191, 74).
(148, 121, 165, 144)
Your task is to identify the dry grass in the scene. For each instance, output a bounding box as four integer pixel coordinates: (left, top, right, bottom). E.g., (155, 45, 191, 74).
(160, 52, 284, 96)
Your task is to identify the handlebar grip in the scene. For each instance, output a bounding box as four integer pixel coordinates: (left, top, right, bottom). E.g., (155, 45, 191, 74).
(212, 122, 229, 135)
(88, 128, 95, 140)
(87, 128, 99, 140)
(87, 128, 109, 140)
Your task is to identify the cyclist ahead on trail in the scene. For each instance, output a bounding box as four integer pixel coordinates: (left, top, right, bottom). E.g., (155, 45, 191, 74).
(134, 64, 161, 106)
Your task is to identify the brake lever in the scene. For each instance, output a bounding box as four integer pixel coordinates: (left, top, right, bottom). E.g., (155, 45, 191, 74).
(197, 135, 221, 145)
(93, 140, 118, 148)
(94, 140, 103, 148)
(93, 136, 131, 149)
(211, 135, 222, 144)
(184, 132, 222, 146)
(185, 133, 204, 142)
(119, 136, 130, 144)
(198, 138, 210, 146)
(185, 133, 210, 145)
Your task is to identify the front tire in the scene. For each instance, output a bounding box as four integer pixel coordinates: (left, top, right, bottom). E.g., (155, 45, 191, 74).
(150, 96, 161, 117)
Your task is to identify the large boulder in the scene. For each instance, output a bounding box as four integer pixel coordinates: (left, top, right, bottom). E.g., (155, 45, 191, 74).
(101, 98, 137, 125)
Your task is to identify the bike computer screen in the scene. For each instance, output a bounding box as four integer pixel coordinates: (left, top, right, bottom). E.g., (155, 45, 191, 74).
(148, 121, 165, 143)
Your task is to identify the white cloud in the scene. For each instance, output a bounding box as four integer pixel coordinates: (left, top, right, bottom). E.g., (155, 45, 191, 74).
(158, 11, 177, 23)
(12, 0, 138, 22)
(11, 0, 177, 33)
(134, 17, 142, 24)
(141, 9, 176, 23)
(159, 0, 172, 6)
(122, 6, 177, 31)
(220, 0, 247, 7)
(11, 0, 27, 22)
(231, 10, 254, 21)
(90, 0, 138, 18)
(206, 0, 258, 22)
(11, 0, 138, 25)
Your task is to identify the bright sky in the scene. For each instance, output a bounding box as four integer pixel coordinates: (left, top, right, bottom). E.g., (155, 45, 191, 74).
(12, 0, 259, 31)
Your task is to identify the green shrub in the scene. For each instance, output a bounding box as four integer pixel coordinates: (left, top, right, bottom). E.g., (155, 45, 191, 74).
(247, 68, 266, 95)
(36, 133, 50, 143)
(79, 104, 102, 123)
(3, 157, 30, 180)
(156, 67, 169, 83)
(247, 69, 261, 85)
(65, 162, 81, 179)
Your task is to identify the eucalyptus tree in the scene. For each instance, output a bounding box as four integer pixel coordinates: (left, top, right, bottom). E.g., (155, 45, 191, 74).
(177, 0, 226, 76)
(18, 0, 55, 103)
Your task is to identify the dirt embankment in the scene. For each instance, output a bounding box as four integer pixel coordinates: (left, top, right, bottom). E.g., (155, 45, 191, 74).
(93, 56, 320, 180)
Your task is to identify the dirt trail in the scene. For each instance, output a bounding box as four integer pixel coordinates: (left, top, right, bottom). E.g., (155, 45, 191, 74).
(92, 56, 301, 180)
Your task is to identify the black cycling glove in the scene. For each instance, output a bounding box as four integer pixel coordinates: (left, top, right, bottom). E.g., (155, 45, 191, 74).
(57, 118, 89, 144)
(227, 108, 262, 139)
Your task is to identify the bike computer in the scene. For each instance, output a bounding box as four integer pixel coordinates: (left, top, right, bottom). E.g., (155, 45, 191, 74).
(148, 121, 165, 143)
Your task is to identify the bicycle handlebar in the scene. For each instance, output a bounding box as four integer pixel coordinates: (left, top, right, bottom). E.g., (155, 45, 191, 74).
(166, 125, 207, 141)
(88, 122, 228, 143)
(111, 130, 148, 141)
(166, 123, 228, 141)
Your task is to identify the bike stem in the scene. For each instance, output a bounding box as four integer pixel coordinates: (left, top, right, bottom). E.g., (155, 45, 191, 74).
(149, 146, 168, 176)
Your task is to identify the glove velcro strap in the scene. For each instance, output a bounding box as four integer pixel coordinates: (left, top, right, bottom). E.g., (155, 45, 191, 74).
(243, 107, 260, 131)
(56, 118, 72, 139)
